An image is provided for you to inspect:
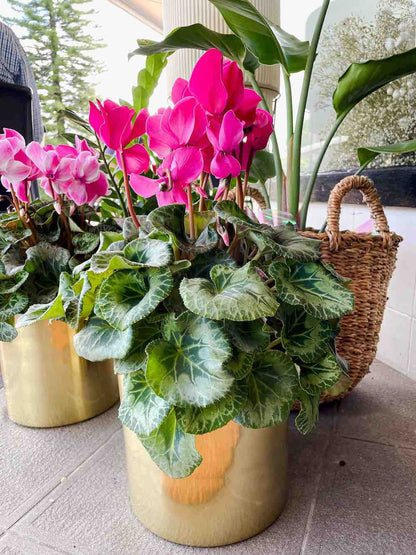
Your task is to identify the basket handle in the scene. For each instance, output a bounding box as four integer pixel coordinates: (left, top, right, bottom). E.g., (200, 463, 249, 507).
(326, 175, 391, 251)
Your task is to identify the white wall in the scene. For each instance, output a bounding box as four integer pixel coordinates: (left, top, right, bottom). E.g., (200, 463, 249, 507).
(307, 202, 416, 378)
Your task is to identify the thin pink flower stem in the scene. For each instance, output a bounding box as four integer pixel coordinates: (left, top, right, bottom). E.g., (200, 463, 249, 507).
(120, 150, 141, 229)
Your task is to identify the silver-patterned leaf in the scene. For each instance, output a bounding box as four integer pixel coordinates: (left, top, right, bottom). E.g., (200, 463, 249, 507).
(139, 408, 202, 478)
(0, 291, 29, 321)
(114, 317, 162, 374)
(119, 371, 171, 435)
(0, 321, 18, 342)
(298, 353, 343, 395)
(146, 313, 233, 407)
(123, 238, 173, 267)
(15, 294, 65, 327)
(180, 262, 279, 321)
(295, 391, 320, 434)
(96, 267, 173, 330)
(269, 260, 354, 320)
(73, 316, 133, 361)
(235, 350, 298, 428)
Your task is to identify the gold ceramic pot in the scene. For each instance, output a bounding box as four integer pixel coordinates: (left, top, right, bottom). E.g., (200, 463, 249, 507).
(120, 380, 288, 547)
(0, 320, 119, 428)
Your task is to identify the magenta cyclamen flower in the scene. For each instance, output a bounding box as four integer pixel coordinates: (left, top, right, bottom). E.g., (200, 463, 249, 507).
(89, 99, 150, 175)
(207, 110, 244, 179)
(130, 146, 204, 208)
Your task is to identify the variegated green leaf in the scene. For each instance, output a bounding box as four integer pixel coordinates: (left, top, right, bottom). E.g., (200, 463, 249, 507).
(0, 291, 29, 321)
(146, 313, 233, 407)
(280, 304, 332, 363)
(119, 371, 171, 435)
(215, 201, 320, 261)
(114, 317, 162, 374)
(0, 321, 18, 342)
(73, 232, 100, 255)
(298, 353, 343, 396)
(15, 294, 65, 327)
(295, 392, 320, 435)
(123, 238, 173, 266)
(96, 267, 173, 330)
(180, 263, 279, 321)
(175, 381, 248, 435)
(235, 350, 298, 428)
(0, 270, 29, 294)
(225, 319, 270, 353)
(0, 228, 32, 254)
(188, 249, 237, 279)
(227, 350, 254, 380)
(73, 316, 133, 361)
(140, 408, 202, 478)
(269, 261, 354, 320)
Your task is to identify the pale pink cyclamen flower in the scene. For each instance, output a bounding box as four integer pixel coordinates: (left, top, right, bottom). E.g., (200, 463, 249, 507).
(0, 129, 34, 189)
(88, 99, 150, 175)
(130, 146, 204, 208)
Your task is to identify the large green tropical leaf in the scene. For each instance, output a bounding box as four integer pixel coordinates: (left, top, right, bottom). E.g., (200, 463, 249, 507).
(140, 408, 202, 478)
(280, 304, 332, 363)
(295, 391, 320, 435)
(268, 22, 309, 73)
(235, 350, 298, 428)
(146, 313, 233, 407)
(269, 261, 354, 320)
(0, 321, 18, 342)
(333, 48, 416, 118)
(73, 317, 133, 361)
(215, 201, 320, 261)
(148, 204, 217, 254)
(96, 267, 173, 330)
(249, 150, 276, 183)
(130, 24, 258, 70)
(180, 262, 279, 321)
(225, 319, 270, 353)
(357, 139, 416, 171)
(119, 371, 171, 436)
(298, 353, 342, 396)
(114, 317, 162, 374)
(175, 381, 248, 435)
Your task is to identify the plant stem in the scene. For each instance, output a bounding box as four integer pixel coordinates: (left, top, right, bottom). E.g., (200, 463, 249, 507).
(291, 0, 331, 221)
(10, 186, 38, 246)
(299, 114, 346, 229)
(119, 151, 141, 229)
(283, 72, 293, 145)
(95, 133, 128, 217)
(247, 72, 284, 212)
(258, 180, 271, 209)
(58, 195, 73, 251)
(187, 186, 195, 240)
(236, 175, 244, 209)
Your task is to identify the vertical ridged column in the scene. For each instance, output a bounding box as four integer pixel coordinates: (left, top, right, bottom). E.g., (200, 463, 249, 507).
(163, 0, 280, 109)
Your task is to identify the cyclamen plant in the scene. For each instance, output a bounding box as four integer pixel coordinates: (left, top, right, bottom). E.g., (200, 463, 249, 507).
(0, 128, 114, 340)
(48, 49, 353, 478)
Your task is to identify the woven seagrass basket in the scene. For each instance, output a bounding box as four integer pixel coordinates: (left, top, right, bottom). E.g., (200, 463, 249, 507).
(301, 175, 402, 402)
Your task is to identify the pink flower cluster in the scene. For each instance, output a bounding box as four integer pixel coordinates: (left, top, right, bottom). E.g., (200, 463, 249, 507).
(89, 49, 273, 208)
(0, 129, 108, 206)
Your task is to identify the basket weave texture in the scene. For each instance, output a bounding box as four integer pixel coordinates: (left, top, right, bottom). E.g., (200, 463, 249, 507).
(302, 176, 402, 402)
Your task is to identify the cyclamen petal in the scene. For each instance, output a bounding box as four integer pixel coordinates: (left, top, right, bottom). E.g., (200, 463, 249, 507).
(116, 143, 150, 175)
(168, 97, 199, 146)
(129, 174, 162, 198)
(171, 78, 190, 103)
(219, 110, 244, 153)
(211, 151, 241, 179)
(235, 88, 262, 127)
(189, 49, 228, 114)
(157, 183, 188, 208)
(161, 146, 203, 185)
(223, 60, 244, 111)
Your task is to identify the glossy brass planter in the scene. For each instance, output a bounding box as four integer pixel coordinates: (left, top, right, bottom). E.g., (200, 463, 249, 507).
(0, 320, 119, 428)
(121, 376, 288, 547)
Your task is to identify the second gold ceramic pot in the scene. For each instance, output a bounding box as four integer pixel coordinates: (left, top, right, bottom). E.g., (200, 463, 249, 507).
(120, 380, 288, 547)
(0, 320, 119, 428)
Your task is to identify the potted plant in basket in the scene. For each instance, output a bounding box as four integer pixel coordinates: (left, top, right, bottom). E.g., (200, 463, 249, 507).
(67, 49, 354, 547)
(0, 129, 121, 427)
(132, 0, 405, 401)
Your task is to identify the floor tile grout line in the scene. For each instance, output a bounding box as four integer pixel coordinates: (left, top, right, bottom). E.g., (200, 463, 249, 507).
(6, 426, 123, 533)
(299, 433, 332, 555)
(336, 433, 416, 451)
(4, 529, 71, 555)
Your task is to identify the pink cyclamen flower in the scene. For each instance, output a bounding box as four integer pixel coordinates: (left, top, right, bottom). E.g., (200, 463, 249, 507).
(89, 99, 150, 175)
(207, 110, 244, 178)
(130, 146, 204, 208)
(64, 150, 108, 206)
(1, 147, 42, 202)
(26, 142, 74, 197)
(0, 129, 32, 185)
(146, 96, 207, 159)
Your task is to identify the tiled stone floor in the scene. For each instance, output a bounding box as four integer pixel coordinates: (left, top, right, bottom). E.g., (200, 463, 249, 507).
(1, 360, 415, 555)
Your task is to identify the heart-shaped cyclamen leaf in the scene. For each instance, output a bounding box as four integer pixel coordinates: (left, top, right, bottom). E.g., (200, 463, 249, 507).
(139, 408, 202, 478)
(280, 304, 332, 363)
(72, 232, 100, 255)
(0, 291, 29, 320)
(15, 294, 65, 327)
(175, 381, 248, 435)
(73, 316, 133, 361)
(180, 262, 279, 321)
(146, 313, 233, 407)
(225, 319, 270, 353)
(295, 391, 320, 435)
(0, 270, 29, 294)
(269, 261, 354, 320)
(235, 350, 298, 428)
(298, 353, 342, 396)
(119, 371, 171, 436)
(114, 317, 162, 374)
(123, 238, 173, 267)
(96, 267, 173, 330)
(0, 321, 18, 342)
